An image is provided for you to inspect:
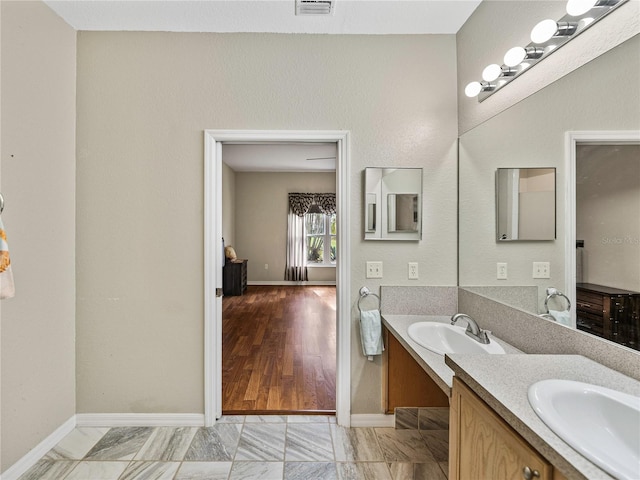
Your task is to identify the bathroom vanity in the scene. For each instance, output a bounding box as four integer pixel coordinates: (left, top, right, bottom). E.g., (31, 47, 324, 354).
(382, 314, 640, 480)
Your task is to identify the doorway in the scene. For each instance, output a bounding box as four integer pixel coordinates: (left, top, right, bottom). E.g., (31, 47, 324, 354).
(220, 142, 337, 414)
(565, 131, 640, 330)
(204, 130, 351, 427)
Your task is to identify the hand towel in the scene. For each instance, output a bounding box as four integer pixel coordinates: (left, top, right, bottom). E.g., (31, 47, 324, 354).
(0, 218, 15, 299)
(549, 309, 571, 326)
(360, 309, 384, 361)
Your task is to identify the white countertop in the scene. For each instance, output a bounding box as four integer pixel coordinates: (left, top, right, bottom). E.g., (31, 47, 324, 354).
(445, 354, 640, 480)
(381, 314, 522, 395)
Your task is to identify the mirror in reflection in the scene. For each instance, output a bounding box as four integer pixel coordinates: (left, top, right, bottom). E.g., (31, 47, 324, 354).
(496, 168, 556, 241)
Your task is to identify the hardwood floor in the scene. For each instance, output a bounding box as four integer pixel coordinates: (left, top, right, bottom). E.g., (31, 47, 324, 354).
(222, 285, 336, 414)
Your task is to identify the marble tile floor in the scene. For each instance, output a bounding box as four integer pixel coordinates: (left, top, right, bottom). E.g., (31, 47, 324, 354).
(18, 415, 448, 480)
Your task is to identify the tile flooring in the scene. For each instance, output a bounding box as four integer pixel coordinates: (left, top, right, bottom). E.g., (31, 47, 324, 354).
(18, 415, 448, 480)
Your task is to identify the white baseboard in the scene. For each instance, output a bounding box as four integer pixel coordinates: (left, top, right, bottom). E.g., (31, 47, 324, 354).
(1, 415, 76, 480)
(75, 413, 205, 427)
(248, 281, 336, 286)
(350, 413, 395, 428)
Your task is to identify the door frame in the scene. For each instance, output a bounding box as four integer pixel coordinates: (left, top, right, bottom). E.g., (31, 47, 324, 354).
(204, 129, 351, 426)
(564, 130, 640, 326)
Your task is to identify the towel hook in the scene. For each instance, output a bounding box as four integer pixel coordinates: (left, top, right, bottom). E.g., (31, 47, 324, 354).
(358, 286, 381, 313)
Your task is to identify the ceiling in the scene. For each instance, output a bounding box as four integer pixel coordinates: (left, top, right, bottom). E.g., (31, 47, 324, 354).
(44, 0, 482, 34)
(223, 143, 337, 172)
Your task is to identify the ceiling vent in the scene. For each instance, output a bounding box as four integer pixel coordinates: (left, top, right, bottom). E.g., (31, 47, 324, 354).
(296, 0, 335, 16)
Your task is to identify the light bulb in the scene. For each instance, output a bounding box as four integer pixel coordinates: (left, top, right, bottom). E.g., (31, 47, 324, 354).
(504, 47, 526, 67)
(465, 81, 482, 98)
(566, 0, 597, 16)
(482, 64, 502, 82)
(531, 19, 558, 44)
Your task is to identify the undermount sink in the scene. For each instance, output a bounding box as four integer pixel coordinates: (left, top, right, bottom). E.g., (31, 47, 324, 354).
(528, 379, 640, 480)
(407, 322, 505, 356)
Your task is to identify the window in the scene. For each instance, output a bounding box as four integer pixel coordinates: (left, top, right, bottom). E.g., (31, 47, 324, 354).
(305, 212, 336, 265)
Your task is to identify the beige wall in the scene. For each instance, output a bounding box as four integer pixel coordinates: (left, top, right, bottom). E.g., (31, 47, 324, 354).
(458, 36, 640, 309)
(222, 162, 236, 248)
(577, 145, 640, 291)
(457, 0, 640, 134)
(0, 0, 76, 471)
(76, 32, 459, 414)
(234, 171, 336, 283)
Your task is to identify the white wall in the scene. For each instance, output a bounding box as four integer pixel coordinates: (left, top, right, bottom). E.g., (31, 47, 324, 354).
(0, 0, 76, 471)
(234, 171, 336, 283)
(75, 33, 459, 415)
(577, 145, 640, 291)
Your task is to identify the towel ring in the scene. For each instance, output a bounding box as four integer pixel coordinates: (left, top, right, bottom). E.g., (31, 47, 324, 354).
(358, 286, 380, 313)
(0, 192, 4, 215)
(544, 291, 571, 313)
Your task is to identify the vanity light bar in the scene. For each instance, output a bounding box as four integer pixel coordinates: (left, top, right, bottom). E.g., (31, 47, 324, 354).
(465, 0, 627, 102)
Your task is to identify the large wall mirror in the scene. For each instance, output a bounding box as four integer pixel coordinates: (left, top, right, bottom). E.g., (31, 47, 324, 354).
(365, 167, 422, 241)
(458, 35, 640, 351)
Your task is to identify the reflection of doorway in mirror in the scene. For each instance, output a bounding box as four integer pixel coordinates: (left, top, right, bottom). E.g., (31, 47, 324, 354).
(575, 142, 640, 350)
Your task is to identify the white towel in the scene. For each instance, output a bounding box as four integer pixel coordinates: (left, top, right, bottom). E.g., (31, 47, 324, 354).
(360, 309, 384, 361)
(549, 309, 571, 326)
(0, 218, 15, 299)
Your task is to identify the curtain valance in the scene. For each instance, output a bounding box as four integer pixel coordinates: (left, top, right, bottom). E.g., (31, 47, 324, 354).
(288, 193, 336, 217)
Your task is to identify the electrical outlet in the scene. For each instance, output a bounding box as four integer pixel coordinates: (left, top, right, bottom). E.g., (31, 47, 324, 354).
(408, 262, 419, 280)
(533, 262, 550, 279)
(366, 261, 383, 279)
(264, 263, 269, 270)
(497, 262, 508, 280)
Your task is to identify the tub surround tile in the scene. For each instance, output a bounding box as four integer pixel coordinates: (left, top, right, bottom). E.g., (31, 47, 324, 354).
(375, 428, 436, 463)
(119, 461, 181, 480)
(284, 462, 337, 480)
(85, 427, 153, 461)
(184, 424, 241, 461)
(235, 423, 286, 461)
(331, 425, 384, 462)
(64, 461, 130, 480)
(134, 427, 197, 461)
(228, 461, 284, 480)
(174, 462, 232, 480)
(285, 423, 334, 461)
(45, 427, 110, 460)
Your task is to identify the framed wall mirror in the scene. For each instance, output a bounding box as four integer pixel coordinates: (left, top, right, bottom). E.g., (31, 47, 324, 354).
(496, 168, 556, 241)
(364, 167, 422, 241)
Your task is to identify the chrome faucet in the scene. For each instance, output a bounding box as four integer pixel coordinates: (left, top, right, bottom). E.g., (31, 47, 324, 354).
(450, 313, 490, 344)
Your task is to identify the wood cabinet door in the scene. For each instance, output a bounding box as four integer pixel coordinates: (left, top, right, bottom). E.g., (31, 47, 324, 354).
(453, 378, 552, 480)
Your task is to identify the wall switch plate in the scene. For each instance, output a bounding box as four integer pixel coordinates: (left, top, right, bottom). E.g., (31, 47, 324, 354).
(408, 262, 419, 280)
(497, 262, 508, 280)
(533, 262, 550, 279)
(366, 261, 383, 279)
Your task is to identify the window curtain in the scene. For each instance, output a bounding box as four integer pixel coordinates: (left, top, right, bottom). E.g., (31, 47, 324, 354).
(284, 193, 336, 281)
